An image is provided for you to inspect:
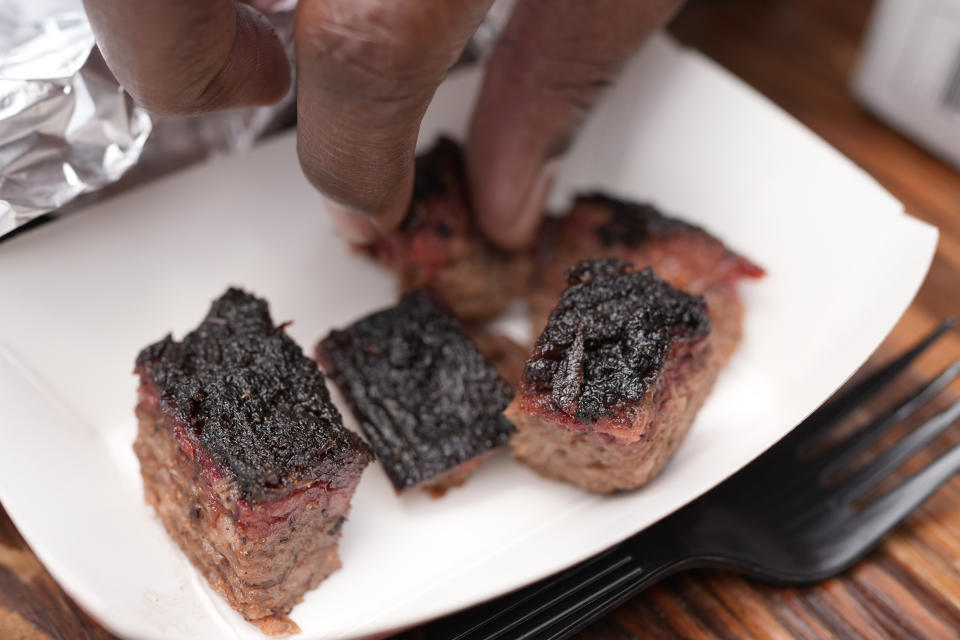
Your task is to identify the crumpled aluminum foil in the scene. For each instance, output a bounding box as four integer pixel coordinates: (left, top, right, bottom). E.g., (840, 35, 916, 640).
(0, 0, 298, 238)
(0, 0, 512, 239)
(0, 1, 149, 236)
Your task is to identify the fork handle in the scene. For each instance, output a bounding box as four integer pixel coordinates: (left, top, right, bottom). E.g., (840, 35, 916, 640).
(420, 522, 692, 640)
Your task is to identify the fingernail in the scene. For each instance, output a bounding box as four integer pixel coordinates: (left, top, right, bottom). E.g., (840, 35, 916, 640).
(325, 199, 379, 244)
(509, 160, 559, 245)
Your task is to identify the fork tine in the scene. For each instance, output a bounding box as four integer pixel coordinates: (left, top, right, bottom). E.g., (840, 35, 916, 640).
(839, 398, 960, 502)
(845, 438, 960, 547)
(794, 318, 956, 453)
(818, 357, 960, 477)
(751, 360, 960, 512)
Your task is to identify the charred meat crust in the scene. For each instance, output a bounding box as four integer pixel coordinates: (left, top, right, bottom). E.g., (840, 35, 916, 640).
(585, 193, 700, 245)
(358, 137, 533, 322)
(317, 290, 515, 493)
(587, 192, 766, 292)
(408, 136, 466, 222)
(560, 193, 764, 282)
(508, 259, 726, 493)
(135, 288, 373, 503)
(524, 259, 710, 422)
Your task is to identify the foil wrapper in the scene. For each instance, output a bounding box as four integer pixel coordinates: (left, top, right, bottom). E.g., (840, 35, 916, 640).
(0, 0, 296, 238)
(0, 0, 511, 239)
(0, 2, 148, 236)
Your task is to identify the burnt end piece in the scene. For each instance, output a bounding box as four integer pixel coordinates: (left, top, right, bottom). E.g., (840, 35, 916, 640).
(359, 137, 533, 322)
(134, 288, 372, 633)
(587, 193, 700, 245)
(509, 260, 724, 494)
(526, 260, 710, 420)
(318, 290, 515, 495)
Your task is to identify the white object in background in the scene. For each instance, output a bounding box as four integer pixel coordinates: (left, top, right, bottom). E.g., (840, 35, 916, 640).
(0, 34, 937, 640)
(853, 0, 960, 169)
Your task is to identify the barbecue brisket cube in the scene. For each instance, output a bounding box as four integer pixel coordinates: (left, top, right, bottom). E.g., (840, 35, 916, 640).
(317, 290, 515, 495)
(508, 259, 727, 493)
(134, 288, 372, 634)
(358, 137, 533, 323)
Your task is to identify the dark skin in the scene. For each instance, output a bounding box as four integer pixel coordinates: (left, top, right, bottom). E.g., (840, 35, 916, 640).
(81, 0, 682, 247)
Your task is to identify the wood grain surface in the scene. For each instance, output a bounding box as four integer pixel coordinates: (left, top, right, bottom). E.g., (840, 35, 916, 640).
(4, 0, 960, 638)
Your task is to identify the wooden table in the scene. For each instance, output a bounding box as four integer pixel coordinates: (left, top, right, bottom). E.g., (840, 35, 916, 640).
(4, 0, 960, 637)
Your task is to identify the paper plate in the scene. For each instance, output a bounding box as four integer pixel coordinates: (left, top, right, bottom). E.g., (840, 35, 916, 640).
(0, 35, 936, 639)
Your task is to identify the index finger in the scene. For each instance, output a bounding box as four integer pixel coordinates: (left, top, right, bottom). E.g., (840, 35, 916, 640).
(294, 0, 493, 234)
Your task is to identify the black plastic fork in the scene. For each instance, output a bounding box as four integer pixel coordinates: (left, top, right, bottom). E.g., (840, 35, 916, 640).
(418, 318, 960, 640)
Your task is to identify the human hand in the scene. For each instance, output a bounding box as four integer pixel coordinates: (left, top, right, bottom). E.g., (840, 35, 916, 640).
(82, 0, 682, 248)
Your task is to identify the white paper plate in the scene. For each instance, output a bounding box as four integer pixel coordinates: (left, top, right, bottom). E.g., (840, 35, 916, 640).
(0, 35, 937, 640)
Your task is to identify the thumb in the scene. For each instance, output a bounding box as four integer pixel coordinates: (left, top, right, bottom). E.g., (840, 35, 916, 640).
(467, 0, 682, 249)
